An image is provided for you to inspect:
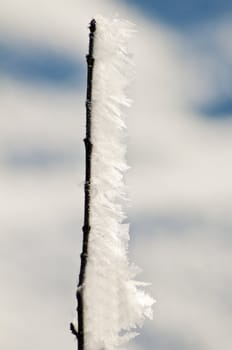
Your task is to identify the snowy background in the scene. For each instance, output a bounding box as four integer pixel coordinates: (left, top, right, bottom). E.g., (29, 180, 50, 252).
(1, 1, 232, 350)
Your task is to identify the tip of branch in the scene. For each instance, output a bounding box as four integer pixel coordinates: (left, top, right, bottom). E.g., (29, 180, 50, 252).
(89, 19, 96, 32)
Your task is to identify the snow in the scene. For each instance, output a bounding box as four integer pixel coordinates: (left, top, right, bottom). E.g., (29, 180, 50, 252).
(83, 15, 154, 350)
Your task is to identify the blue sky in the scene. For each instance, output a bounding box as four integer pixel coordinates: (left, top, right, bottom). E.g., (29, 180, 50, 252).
(0, 40, 83, 86)
(122, 0, 232, 26)
(1, 0, 231, 117)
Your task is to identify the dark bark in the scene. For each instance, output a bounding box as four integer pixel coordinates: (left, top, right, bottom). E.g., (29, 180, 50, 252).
(74, 18, 96, 350)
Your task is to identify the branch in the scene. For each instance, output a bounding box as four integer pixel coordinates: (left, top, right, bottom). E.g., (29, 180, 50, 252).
(74, 18, 96, 350)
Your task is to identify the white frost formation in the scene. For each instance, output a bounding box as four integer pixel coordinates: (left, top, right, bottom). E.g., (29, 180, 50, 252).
(84, 15, 154, 350)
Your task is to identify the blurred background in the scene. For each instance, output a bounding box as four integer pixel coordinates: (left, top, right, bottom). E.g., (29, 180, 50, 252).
(1, 1, 232, 349)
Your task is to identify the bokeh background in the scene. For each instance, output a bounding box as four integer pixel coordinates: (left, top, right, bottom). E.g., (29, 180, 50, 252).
(1, 1, 232, 349)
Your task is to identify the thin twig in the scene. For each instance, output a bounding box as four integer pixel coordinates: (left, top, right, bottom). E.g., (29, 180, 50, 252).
(75, 18, 96, 350)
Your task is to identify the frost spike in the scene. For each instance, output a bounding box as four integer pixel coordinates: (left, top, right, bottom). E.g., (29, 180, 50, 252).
(73, 15, 154, 350)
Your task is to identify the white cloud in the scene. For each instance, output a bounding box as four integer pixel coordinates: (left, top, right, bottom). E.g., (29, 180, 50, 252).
(1, 2, 232, 350)
(133, 229, 232, 350)
(127, 14, 232, 216)
(0, 0, 134, 54)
